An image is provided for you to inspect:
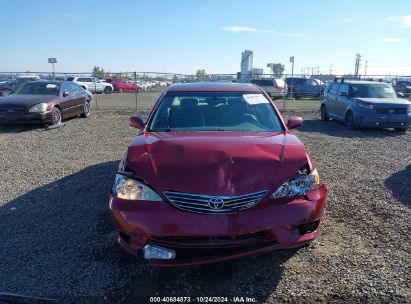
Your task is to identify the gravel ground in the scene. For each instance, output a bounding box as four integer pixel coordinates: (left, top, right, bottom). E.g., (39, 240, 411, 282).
(0, 94, 410, 303)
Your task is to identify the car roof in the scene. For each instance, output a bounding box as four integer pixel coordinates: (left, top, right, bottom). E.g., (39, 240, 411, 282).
(28, 80, 70, 84)
(332, 80, 390, 85)
(167, 82, 261, 92)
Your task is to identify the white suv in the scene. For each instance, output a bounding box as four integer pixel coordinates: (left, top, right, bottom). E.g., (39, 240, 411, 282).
(67, 76, 113, 94)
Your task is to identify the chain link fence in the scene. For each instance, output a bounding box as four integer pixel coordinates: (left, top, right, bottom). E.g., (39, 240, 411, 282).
(0, 71, 410, 114)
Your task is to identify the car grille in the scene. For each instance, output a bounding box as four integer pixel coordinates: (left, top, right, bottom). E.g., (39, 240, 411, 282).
(0, 105, 27, 114)
(163, 190, 267, 214)
(150, 231, 276, 248)
(375, 108, 407, 114)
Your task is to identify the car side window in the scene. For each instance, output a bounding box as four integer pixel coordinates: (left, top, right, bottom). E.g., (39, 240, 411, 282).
(338, 84, 349, 96)
(329, 83, 340, 95)
(61, 82, 70, 94)
(68, 82, 81, 93)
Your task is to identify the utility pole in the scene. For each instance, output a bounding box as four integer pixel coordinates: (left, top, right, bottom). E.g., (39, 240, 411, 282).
(329, 64, 332, 75)
(289, 56, 294, 98)
(364, 60, 368, 77)
(354, 53, 362, 78)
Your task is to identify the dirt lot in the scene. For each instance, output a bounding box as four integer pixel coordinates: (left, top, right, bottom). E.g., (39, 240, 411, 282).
(0, 92, 410, 303)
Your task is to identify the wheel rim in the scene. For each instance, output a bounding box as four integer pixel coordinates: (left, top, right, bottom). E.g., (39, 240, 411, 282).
(53, 109, 61, 124)
(119, 88, 123, 93)
(84, 102, 90, 115)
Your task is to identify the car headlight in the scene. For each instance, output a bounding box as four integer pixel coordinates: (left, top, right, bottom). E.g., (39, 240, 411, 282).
(272, 169, 319, 198)
(357, 101, 374, 110)
(112, 173, 162, 201)
(28, 103, 48, 113)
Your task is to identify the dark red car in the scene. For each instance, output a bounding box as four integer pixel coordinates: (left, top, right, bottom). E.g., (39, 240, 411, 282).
(112, 80, 142, 93)
(0, 80, 92, 125)
(109, 82, 327, 266)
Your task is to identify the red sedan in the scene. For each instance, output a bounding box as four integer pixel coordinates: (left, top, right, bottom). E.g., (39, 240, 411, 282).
(112, 80, 142, 93)
(109, 82, 327, 266)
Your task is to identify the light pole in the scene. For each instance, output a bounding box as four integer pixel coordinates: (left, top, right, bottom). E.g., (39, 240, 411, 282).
(289, 56, 294, 98)
(48, 58, 57, 79)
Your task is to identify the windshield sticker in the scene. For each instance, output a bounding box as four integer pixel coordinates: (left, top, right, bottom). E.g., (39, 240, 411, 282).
(46, 84, 58, 89)
(243, 94, 269, 105)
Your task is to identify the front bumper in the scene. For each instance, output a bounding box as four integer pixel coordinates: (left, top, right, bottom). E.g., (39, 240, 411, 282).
(355, 112, 411, 128)
(0, 111, 52, 124)
(109, 184, 327, 266)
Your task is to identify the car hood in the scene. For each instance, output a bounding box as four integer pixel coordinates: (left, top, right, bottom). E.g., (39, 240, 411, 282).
(357, 97, 411, 106)
(0, 94, 58, 107)
(126, 132, 309, 196)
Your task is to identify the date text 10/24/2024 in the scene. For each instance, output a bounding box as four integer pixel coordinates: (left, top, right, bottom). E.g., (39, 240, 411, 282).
(149, 296, 257, 303)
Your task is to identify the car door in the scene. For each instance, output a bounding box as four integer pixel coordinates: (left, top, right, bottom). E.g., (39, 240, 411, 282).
(60, 82, 77, 117)
(335, 83, 350, 118)
(325, 83, 340, 118)
(69, 82, 86, 115)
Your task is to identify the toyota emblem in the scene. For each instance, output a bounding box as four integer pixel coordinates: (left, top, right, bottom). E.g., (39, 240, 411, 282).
(208, 198, 225, 209)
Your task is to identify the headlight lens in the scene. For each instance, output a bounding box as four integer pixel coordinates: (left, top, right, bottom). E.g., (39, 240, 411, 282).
(112, 174, 162, 201)
(357, 101, 374, 110)
(29, 103, 48, 113)
(272, 169, 319, 198)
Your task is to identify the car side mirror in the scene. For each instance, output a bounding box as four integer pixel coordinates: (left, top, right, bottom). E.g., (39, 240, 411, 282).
(286, 117, 303, 130)
(398, 92, 404, 97)
(63, 91, 70, 97)
(129, 115, 145, 129)
(339, 91, 348, 97)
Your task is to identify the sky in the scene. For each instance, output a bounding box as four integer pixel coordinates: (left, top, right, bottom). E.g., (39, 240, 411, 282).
(0, 0, 410, 76)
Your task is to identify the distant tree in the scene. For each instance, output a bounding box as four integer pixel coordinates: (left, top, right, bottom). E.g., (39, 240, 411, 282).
(272, 63, 285, 77)
(195, 69, 206, 80)
(92, 66, 105, 79)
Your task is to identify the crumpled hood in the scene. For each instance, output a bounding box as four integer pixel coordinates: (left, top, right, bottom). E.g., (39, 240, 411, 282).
(357, 97, 411, 106)
(0, 94, 58, 108)
(126, 132, 308, 196)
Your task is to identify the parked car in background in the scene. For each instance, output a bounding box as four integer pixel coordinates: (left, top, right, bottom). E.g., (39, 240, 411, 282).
(249, 78, 287, 99)
(67, 76, 113, 94)
(112, 80, 142, 93)
(109, 82, 327, 266)
(0, 80, 92, 125)
(285, 77, 326, 99)
(0, 75, 40, 97)
(321, 79, 411, 131)
(393, 80, 411, 97)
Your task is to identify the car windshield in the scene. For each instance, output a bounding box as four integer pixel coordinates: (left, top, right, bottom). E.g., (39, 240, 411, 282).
(149, 92, 284, 132)
(15, 82, 60, 95)
(351, 83, 397, 98)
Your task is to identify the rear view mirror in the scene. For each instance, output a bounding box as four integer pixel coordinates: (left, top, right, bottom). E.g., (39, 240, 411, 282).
(339, 91, 348, 97)
(129, 115, 145, 129)
(286, 117, 303, 130)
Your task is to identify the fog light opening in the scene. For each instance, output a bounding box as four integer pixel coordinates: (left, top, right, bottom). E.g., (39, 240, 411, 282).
(141, 244, 176, 260)
(375, 122, 380, 126)
(119, 231, 131, 244)
(297, 220, 320, 235)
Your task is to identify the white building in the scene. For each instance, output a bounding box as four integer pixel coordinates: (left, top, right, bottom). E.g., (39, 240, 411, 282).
(241, 50, 253, 81)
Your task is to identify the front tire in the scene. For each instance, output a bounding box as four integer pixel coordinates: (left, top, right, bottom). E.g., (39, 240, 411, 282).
(51, 107, 62, 125)
(320, 105, 329, 121)
(345, 111, 356, 129)
(81, 100, 91, 118)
